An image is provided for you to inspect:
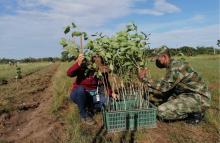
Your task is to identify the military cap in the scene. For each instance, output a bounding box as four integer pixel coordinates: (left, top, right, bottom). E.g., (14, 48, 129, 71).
(153, 45, 169, 56)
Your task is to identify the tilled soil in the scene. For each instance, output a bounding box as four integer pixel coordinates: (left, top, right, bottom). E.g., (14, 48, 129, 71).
(0, 63, 66, 143)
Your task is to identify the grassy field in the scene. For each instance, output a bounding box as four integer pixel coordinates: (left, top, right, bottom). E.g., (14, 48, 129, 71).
(50, 55, 220, 143)
(0, 62, 52, 80)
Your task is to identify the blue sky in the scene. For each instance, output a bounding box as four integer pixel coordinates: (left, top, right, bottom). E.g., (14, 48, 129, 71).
(0, 0, 219, 59)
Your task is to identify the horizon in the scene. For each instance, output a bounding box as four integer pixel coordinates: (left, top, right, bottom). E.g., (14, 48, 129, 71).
(0, 46, 219, 60)
(0, 0, 219, 59)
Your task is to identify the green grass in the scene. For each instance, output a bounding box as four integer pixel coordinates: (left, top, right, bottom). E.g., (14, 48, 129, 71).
(50, 62, 99, 143)
(50, 62, 72, 114)
(187, 55, 220, 128)
(0, 62, 51, 80)
(51, 55, 220, 143)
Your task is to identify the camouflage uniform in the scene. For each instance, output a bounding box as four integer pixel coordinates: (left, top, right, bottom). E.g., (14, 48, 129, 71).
(143, 59, 211, 120)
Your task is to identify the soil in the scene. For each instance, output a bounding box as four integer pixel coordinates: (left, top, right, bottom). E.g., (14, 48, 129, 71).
(89, 119, 219, 143)
(146, 121, 219, 143)
(0, 64, 66, 143)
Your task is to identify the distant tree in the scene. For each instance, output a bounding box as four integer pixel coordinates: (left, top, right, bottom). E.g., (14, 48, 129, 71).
(61, 51, 69, 62)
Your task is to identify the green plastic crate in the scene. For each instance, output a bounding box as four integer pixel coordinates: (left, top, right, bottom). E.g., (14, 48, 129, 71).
(103, 99, 157, 132)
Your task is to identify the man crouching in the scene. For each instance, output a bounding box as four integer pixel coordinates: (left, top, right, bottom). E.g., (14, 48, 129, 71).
(138, 47, 211, 124)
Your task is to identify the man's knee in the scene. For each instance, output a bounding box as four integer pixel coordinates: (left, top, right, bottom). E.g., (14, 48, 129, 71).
(157, 104, 172, 119)
(157, 103, 187, 120)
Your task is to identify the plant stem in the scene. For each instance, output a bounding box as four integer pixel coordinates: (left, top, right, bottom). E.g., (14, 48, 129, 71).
(80, 35, 83, 53)
(121, 81, 126, 110)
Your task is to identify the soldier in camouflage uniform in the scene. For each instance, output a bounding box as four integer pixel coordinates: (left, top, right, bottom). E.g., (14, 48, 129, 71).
(139, 47, 211, 124)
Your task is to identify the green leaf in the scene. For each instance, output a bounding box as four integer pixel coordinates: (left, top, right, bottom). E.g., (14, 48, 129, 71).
(99, 51, 105, 57)
(72, 22, 77, 28)
(92, 63, 97, 69)
(98, 71, 102, 77)
(72, 31, 82, 37)
(123, 62, 132, 67)
(109, 64, 114, 71)
(64, 26, 70, 34)
(82, 32, 88, 40)
(59, 38, 68, 47)
(106, 53, 111, 59)
(132, 23, 137, 31)
(141, 31, 148, 39)
(85, 54, 91, 61)
(84, 36, 88, 40)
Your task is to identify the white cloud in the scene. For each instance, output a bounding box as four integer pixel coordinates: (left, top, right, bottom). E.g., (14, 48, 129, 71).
(154, 0, 180, 13)
(13, 0, 181, 28)
(134, 0, 181, 16)
(15, 0, 134, 28)
(191, 14, 205, 21)
(149, 24, 220, 48)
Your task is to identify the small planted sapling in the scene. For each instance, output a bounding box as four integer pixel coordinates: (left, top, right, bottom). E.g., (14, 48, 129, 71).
(15, 65, 22, 90)
(16, 66, 22, 79)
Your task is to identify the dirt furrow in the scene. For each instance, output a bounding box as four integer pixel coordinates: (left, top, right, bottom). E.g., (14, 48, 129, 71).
(0, 63, 66, 143)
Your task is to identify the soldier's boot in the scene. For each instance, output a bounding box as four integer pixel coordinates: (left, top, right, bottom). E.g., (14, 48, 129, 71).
(185, 112, 204, 124)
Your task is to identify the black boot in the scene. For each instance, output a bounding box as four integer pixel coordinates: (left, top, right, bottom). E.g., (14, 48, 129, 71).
(186, 112, 204, 124)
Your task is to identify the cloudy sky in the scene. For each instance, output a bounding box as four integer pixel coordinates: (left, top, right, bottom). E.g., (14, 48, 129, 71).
(0, 0, 219, 58)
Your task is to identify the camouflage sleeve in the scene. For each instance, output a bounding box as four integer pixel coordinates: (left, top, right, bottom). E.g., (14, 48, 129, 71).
(143, 61, 187, 93)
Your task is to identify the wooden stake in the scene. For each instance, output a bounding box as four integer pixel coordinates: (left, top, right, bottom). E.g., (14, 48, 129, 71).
(80, 34, 83, 53)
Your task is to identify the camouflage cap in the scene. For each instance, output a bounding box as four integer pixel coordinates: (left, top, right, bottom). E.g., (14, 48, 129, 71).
(153, 46, 169, 56)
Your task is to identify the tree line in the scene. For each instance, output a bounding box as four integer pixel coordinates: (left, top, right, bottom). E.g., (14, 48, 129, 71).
(144, 46, 220, 57)
(0, 46, 219, 64)
(0, 57, 60, 64)
(61, 46, 220, 62)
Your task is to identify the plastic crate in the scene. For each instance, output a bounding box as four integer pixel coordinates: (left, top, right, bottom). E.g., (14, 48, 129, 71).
(103, 99, 157, 132)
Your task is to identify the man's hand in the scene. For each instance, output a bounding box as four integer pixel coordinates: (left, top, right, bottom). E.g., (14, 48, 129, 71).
(138, 68, 148, 80)
(76, 53, 84, 66)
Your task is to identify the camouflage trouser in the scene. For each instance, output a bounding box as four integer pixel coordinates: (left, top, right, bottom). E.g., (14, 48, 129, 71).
(157, 93, 208, 120)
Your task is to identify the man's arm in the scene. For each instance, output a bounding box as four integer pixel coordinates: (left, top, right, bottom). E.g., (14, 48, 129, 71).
(142, 67, 185, 94)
